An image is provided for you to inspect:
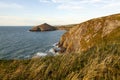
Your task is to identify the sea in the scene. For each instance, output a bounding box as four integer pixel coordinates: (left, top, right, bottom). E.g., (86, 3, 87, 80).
(0, 26, 65, 59)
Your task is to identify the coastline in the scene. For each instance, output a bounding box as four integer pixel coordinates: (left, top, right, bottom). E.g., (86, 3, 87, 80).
(0, 13, 120, 80)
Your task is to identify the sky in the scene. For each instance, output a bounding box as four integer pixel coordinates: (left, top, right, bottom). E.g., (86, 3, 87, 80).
(0, 0, 120, 26)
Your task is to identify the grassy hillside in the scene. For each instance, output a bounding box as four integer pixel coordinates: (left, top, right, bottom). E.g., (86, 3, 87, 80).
(59, 13, 120, 53)
(0, 41, 120, 80)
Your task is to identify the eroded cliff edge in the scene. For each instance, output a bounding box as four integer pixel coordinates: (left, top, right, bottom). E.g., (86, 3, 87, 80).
(59, 13, 120, 53)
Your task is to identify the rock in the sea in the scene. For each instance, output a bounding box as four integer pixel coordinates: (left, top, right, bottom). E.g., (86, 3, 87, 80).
(30, 23, 74, 32)
(58, 13, 120, 53)
(29, 23, 56, 31)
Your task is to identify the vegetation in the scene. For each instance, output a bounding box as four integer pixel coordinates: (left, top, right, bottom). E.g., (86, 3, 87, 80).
(58, 13, 120, 53)
(0, 13, 120, 80)
(0, 41, 120, 80)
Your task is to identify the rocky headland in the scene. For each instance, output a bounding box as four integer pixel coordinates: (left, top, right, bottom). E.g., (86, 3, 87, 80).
(29, 23, 56, 31)
(29, 23, 74, 32)
(58, 13, 120, 53)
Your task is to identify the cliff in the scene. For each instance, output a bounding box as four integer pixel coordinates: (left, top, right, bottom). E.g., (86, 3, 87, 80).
(59, 13, 120, 53)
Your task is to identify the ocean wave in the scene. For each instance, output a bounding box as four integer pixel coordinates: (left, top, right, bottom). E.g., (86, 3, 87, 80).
(48, 48, 55, 54)
(32, 52, 47, 58)
(36, 52, 47, 56)
(24, 55, 31, 58)
(53, 42, 58, 47)
(33, 42, 61, 58)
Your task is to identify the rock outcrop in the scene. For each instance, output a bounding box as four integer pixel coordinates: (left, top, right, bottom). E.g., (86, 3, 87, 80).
(58, 13, 120, 53)
(30, 23, 73, 32)
(29, 23, 56, 31)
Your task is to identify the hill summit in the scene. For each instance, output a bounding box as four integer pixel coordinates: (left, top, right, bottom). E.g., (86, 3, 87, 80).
(29, 23, 56, 31)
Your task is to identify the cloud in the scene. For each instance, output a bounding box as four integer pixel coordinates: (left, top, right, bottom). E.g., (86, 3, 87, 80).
(51, 0, 73, 3)
(40, 0, 120, 11)
(0, 15, 88, 26)
(102, 2, 120, 9)
(51, 0, 109, 3)
(39, 0, 50, 3)
(52, 0, 85, 10)
(58, 3, 83, 10)
(0, 16, 36, 26)
(0, 2, 23, 9)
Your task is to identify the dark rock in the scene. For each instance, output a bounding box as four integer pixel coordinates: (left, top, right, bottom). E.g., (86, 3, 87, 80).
(30, 23, 74, 32)
(29, 23, 56, 32)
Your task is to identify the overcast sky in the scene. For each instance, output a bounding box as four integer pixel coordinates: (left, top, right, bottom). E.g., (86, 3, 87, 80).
(0, 0, 120, 26)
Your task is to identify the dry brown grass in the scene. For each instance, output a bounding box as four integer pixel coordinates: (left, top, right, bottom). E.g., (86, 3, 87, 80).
(0, 42, 120, 80)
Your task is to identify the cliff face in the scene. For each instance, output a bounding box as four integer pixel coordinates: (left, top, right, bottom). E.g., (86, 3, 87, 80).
(59, 13, 120, 53)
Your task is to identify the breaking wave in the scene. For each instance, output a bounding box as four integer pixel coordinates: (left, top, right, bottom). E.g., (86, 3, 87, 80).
(33, 42, 61, 58)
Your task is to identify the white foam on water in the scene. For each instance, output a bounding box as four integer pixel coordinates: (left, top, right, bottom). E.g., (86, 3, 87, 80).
(24, 55, 31, 58)
(36, 52, 47, 56)
(32, 52, 47, 58)
(48, 48, 55, 54)
(33, 42, 61, 58)
(53, 42, 58, 47)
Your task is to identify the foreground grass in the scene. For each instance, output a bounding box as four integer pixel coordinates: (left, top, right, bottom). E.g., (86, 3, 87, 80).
(0, 42, 120, 80)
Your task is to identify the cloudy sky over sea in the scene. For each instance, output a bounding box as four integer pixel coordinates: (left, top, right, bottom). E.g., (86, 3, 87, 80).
(0, 0, 120, 26)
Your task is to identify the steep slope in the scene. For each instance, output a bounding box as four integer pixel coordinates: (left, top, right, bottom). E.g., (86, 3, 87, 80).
(0, 43, 120, 80)
(59, 13, 120, 53)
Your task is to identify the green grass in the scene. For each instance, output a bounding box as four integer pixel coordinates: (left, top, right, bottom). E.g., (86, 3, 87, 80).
(0, 13, 120, 80)
(0, 42, 120, 80)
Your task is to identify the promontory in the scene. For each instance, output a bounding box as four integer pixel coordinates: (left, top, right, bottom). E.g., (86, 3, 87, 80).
(29, 23, 74, 32)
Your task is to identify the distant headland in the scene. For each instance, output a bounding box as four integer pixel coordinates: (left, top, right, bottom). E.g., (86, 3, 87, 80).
(29, 23, 75, 32)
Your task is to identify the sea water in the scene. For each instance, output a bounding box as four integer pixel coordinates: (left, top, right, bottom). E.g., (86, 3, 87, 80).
(0, 26, 65, 59)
